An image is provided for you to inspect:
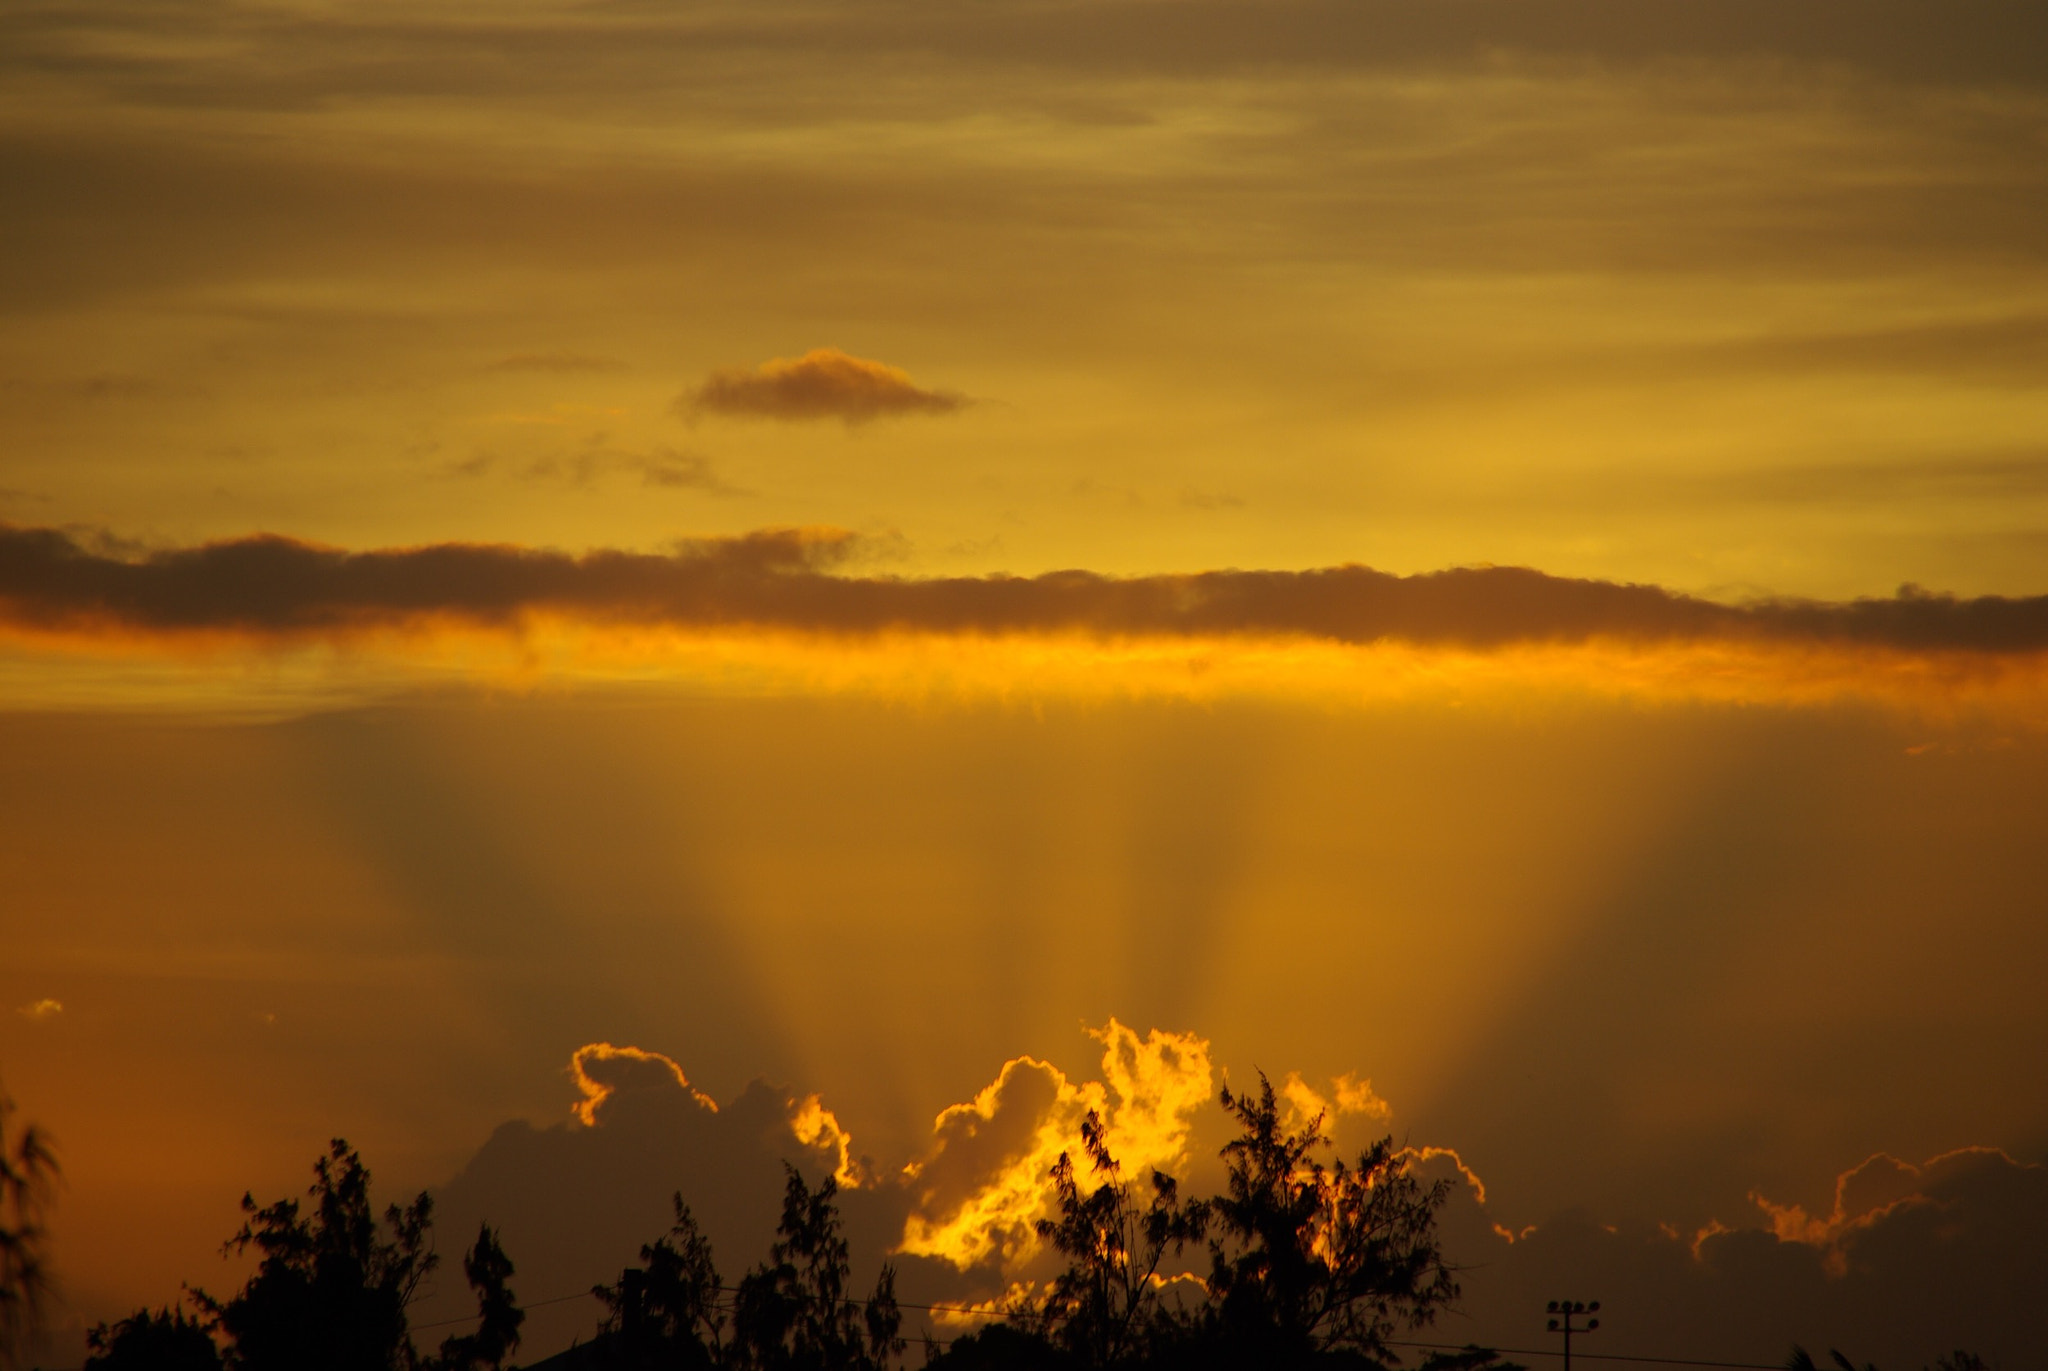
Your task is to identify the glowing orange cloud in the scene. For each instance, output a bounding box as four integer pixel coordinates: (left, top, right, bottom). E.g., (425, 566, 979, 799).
(791, 1093, 865, 1190)
(1394, 1145, 1490, 1206)
(897, 1020, 1213, 1271)
(1279, 1071, 1392, 1133)
(567, 1042, 719, 1126)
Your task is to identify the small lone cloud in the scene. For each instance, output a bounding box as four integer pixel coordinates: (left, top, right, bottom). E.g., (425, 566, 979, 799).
(680, 347, 968, 425)
(16, 998, 61, 1021)
(487, 352, 629, 374)
(1180, 488, 1246, 510)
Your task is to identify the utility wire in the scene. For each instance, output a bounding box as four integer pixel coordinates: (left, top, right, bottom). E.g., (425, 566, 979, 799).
(403, 1281, 1789, 1370)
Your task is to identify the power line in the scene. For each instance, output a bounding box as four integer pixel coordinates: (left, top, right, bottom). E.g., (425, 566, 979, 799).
(411, 1286, 596, 1330)
(402, 1280, 1789, 1370)
(1386, 1340, 1782, 1370)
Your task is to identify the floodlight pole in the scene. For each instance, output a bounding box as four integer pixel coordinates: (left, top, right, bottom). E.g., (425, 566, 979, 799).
(1545, 1298, 1600, 1371)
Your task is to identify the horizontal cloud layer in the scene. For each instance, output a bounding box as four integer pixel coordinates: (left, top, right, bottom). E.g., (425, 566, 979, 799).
(4, 523, 2047, 654)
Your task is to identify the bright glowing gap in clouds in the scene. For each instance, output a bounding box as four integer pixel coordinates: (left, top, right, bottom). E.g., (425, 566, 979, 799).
(4, 523, 2048, 719)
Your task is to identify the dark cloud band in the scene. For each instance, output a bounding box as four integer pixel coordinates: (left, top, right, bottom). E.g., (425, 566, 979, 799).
(3, 523, 2045, 653)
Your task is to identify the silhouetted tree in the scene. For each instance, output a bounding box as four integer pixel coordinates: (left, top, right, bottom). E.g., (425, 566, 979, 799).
(1195, 1076, 1459, 1368)
(593, 1195, 727, 1368)
(1413, 1349, 1524, 1371)
(194, 1138, 437, 1371)
(1788, 1351, 1883, 1371)
(929, 1076, 1483, 1371)
(923, 1323, 1068, 1370)
(1785, 1349, 1989, 1371)
(436, 1224, 523, 1371)
(84, 1307, 223, 1371)
(730, 1166, 903, 1371)
(0, 1090, 56, 1369)
(1030, 1110, 1207, 1368)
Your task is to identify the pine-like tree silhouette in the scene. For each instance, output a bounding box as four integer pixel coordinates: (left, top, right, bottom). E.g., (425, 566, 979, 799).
(437, 1224, 524, 1371)
(729, 1166, 903, 1371)
(1196, 1075, 1459, 1368)
(0, 1089, 56, 1369)
(192, 1138, 437, 1371)
(92, 1142, 522, 1371)
(83, 1307, 222, 1371)
(1784, 1347, 1989, 1371)
(592, 1194, 727, 1368)
(1030, 1109, 1207, 1368)
(927, 1074, 1490, 1371)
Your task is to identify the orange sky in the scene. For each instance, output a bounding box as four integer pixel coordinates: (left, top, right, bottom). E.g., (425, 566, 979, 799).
(4, 2, 2047, 1364)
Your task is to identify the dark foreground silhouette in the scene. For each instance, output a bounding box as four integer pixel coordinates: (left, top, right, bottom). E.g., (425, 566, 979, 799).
(53, 1076, 1996, 1371)
(83, 1139, 519, 1371)
(72, 1076, 1505, 1371)
(2, 1090, 58, 1367)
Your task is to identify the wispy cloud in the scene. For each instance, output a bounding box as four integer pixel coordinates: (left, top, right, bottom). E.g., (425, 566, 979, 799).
(451, 444, 739, 493)
(680, 348, 968, 425)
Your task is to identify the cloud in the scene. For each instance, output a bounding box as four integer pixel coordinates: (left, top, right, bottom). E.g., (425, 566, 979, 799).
(15, 998, 61, 1021)
(1278, 1070, 1392, 1132)
(568, 1041, 718, 1125)
(6, 522, 2048, 659)
(791, 1093, 865, 1189)
(426, 1041, 891, 1355)
(898, 1020, 1212, 1272)
(1441, 1147, 2048, 1368)
(1744, 1146, 2023, 1276)
(395, 1031, 2048, 1366)
(680, 348, 968, 425)
(422, 1027, 1210, 1348)
(452, 444, 737, 493)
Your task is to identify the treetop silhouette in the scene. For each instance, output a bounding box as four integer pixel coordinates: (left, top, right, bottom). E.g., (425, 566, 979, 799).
(0, 1090, 58, 1370)
(932, 1071, 1484, 1371)
(88, 1138, 522, 1371)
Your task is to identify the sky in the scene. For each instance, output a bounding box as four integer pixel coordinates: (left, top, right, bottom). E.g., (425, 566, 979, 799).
(2, 1, 2047, 1365)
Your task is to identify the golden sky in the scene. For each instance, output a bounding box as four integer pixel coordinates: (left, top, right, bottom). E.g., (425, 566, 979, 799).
(3, 1, 2047, 1364)
(6, 0, 2048, 596)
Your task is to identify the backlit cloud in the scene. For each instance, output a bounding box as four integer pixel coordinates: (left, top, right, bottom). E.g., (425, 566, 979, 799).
(1744, 1146, 2030, 1276)
(1279, 1070, 1393, 1132)
(5, 522, 2048, 656)
(898, 1020, 1212, 1272)
(681, 348, 968, 425)
(568, 1041, 719, 1125)
(1450, 1146, 2048, 1365)
(428, 1031, 2048, 1365)
(14, 998, 61, 1021)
